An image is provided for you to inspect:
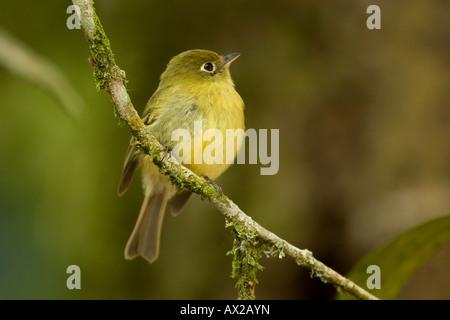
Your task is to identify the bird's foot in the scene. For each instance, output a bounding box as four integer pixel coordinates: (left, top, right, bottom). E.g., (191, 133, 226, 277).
(161, 146, 172, 161)
(204, 176, 223, 194)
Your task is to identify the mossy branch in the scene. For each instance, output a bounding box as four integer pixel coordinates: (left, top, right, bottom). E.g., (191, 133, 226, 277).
(73, 0, 379, 301)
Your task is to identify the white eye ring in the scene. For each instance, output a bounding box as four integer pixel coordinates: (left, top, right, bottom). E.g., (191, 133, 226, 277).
(201, 62, 215, 73)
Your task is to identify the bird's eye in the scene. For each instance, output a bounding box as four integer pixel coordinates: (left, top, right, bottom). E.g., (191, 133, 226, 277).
(202, 62, 215, 73)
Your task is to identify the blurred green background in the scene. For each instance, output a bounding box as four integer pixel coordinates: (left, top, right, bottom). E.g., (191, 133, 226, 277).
(0, 0, 449, 299)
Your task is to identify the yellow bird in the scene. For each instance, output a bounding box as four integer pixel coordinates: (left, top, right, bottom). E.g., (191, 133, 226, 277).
(118, 49, 245, 263)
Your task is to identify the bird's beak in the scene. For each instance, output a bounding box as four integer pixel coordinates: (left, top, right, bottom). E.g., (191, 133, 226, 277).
(221, 52, 240, 69)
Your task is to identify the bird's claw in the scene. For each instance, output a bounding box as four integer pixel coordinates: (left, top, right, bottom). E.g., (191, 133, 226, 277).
(205, 176, 223, 194)
(161, 146, 172, 161)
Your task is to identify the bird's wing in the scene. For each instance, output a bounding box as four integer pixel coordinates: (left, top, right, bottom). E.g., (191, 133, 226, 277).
(118, 88, 163, 196)
(117, 144, 140, 197)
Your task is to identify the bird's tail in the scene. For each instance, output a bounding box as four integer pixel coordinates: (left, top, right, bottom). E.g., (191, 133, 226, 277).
(124, 190, 169, 263)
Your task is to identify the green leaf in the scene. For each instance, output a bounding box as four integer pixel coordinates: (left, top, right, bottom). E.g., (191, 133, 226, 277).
(338, 214, 450, 300)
